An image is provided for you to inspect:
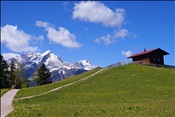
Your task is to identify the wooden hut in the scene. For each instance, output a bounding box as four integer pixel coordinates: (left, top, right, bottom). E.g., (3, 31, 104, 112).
(128, 48, 169, 65)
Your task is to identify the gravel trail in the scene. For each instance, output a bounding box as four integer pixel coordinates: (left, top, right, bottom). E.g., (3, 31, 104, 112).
(1, 89, 20, 117)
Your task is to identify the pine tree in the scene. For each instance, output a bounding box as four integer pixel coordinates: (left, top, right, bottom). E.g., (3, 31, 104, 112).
(35, 63, 52, 85)
(0, 55, 10, 89)
(9, 59, 17, 88)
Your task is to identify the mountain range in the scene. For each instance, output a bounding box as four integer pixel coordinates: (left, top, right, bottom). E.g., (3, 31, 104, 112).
(3, 50, 97, 83)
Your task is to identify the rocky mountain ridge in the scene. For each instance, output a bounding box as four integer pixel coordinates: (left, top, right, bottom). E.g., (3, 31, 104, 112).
(3, 50, 97, 82)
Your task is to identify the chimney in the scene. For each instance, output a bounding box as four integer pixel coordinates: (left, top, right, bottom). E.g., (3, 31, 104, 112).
(144, 48, 146, 52)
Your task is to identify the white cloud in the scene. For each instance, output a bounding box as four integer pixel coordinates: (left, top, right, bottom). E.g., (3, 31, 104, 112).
(114, 29, 129, 39)
(121, 50, 132, 57)
(36, 20, 51, 28)
(2, 53, 20, 60)
(1, 24, 43, 52)
(94, 34, 113, 45)
(113, 28, 138, 39)
(73, 1, 125, 27)
(94, 29, 137, 45)
(36, 20, 81, 48)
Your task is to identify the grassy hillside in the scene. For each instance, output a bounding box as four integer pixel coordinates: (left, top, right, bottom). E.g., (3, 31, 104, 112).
(14, 68, 102, 98)
(8, 64, 175, 116)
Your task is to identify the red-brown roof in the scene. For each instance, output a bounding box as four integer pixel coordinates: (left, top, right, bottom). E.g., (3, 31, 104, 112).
(128, 48, 169, 58)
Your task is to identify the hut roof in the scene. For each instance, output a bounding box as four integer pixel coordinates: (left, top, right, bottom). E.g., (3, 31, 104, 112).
(128, 48, 169, 58)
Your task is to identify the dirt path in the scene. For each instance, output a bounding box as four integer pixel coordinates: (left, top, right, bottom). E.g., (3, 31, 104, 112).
(16, 68, 109, 101)
(1, 89, 20, 117)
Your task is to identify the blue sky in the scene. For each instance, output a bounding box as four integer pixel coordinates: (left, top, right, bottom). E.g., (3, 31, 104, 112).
(1, 1, 174, 67)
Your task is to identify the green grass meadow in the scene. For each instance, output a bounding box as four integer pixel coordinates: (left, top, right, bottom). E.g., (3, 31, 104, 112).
(14, 68, 101, 98)
(8, 64, 175, 116)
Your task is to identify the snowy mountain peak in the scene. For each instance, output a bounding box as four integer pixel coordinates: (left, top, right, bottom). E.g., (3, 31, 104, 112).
(42, 50, 52, 56)
(80, 60, 97, 70)
(2, 50, 97, 83)
(79, 60, 90, 64)
(2, 53, 21, 61)
(73, 60, 97, 70)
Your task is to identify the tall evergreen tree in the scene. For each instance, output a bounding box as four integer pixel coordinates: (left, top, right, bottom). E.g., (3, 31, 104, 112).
(0, 55, 10, 89)
(35, 63, 52, 85)
(9, 59, 17, 88)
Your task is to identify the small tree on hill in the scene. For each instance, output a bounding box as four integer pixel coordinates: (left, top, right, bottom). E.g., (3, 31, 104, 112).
(35, 63, 52, 85)
(15, 63, 29, 88)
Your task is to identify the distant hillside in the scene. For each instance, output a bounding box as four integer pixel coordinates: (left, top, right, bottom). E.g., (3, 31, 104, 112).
(9, 64, 175, 116)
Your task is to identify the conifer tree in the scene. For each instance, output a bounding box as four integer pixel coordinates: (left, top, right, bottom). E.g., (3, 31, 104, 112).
(9, 59, 17, 88)
(0, 55, 10, 89)
(35, 63, 52, 85)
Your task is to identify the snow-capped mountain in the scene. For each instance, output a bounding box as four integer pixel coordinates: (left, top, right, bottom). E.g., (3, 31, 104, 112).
(2, 50, 97, 83)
